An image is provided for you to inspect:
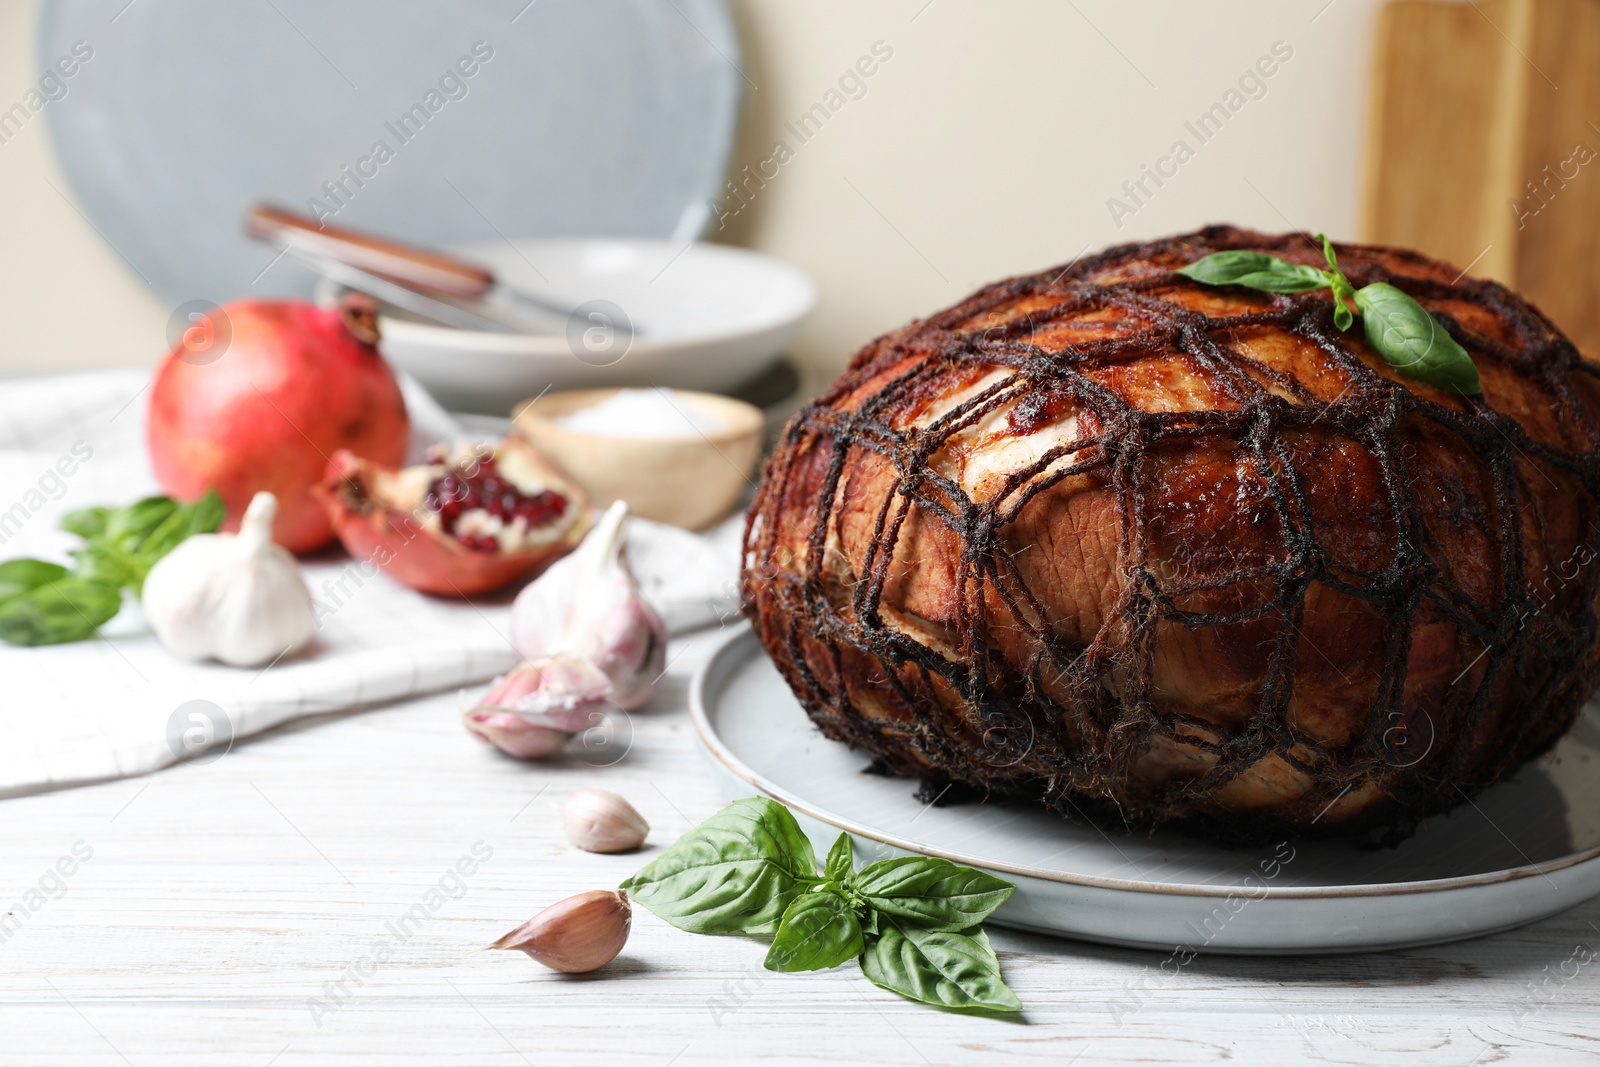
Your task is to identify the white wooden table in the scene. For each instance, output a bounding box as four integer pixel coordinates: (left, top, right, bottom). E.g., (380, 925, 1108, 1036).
(4, 626, 1599, 1066)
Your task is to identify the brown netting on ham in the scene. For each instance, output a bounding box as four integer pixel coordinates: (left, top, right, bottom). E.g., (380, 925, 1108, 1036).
(741, 225, 1600, 844)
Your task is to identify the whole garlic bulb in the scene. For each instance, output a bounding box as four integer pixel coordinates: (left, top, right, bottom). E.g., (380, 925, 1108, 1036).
(141, 491, 316, 667)
(510, 501, 666, 711)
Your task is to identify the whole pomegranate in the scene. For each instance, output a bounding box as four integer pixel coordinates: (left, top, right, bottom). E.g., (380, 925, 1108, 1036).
(148, 296, 409, 554)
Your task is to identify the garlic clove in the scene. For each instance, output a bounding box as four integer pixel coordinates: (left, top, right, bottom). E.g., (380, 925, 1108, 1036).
(465, 654, 621, 759)
(563, 788, 649, 853)
(462, 709, 573, 759)
(581, 586, 666, 712)
(474, 654, 613, 735)
(141, 491, 316, 667)
(490, 889, 631, 973)
(510, 501, 668, 712)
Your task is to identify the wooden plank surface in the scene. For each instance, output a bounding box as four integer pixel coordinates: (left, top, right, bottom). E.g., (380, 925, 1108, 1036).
(1510, 0, 1600, 353)
(1362, 0, 1600, 354)
(1362, 0, 1515, 279)
(3, 626, 1600, 1066)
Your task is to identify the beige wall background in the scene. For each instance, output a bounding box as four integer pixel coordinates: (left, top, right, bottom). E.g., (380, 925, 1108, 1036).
(0, 0, 1384, 380)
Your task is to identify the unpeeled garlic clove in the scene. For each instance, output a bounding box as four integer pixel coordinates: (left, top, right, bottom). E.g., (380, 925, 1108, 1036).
(510, 501, 667, 711)
(464, 654, 618, 759)
(490, 889, 631, 973)
(462, 709, 573, 760)
(476, 653, 614, 734)
(563, 788, 649, 853)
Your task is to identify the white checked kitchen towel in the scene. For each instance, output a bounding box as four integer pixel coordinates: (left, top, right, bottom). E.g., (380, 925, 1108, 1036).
(0, 370, 743, 796)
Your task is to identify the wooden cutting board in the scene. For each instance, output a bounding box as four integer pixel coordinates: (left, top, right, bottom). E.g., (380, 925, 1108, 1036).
(1363, 0, 1600, 353)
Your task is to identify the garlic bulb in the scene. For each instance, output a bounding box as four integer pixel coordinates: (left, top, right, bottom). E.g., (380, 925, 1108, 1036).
(490, 890, 631, 973)
(510, 501, 667, 711)
(473, 503, 666, 760)
(563, 788, 649, 853)
(463, 654, 612, 759)
(141, 491, 316, 667)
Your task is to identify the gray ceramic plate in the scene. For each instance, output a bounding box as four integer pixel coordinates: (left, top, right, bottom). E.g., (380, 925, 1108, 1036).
(691, 626, 1600, 955)
(40, 0, 741, 305)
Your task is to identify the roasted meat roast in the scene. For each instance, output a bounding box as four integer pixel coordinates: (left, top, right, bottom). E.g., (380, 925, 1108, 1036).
(742, 226, 1600, 842)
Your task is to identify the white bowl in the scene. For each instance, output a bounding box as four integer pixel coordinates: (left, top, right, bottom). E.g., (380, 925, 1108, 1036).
(324, 239, 816, 414)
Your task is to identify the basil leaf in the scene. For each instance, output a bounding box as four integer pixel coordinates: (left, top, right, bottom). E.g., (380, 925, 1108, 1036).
(824, 833, 855, 885)
(860, 919, 1022, 1014)
(59, 506, 111, 540)
(763, 888, 863, 972)
(104, 496, 179, 547)
(1316, 231, 1341, 273)
(0, 559, 70, 604)
(855, 856, 1016, 931)
(1179, 250, 1331, 295)
(186, 489, 226, 538)
(1331, 291, 1355, 330)
(1176, 250, 1285, 286)
(0, 578, 122, 646)
(134, 501, 203, 564)
(1328, 273, 1356, 330)
(69, 541, 141, 590)
(1353, 282, 1481, 395)
(621, 797, 819, 935)
(1227, 265, 1330, 293)
(126, 491, 225, 591)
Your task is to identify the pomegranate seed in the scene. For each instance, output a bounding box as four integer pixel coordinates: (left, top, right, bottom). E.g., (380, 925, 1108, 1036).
(426, 454, 569, 547)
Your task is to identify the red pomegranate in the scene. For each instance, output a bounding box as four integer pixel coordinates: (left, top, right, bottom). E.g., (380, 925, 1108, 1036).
(147, 295, 409, 554)
(316, 437, 590, 596)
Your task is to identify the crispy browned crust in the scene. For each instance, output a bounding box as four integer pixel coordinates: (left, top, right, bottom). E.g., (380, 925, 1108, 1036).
(742, 225, 1600, 844)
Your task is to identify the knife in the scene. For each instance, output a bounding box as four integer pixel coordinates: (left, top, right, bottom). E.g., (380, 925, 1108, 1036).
(245, 204, 628, 336)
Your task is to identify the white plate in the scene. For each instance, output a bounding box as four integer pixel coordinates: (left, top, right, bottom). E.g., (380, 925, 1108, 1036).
(334, 239, 816, 412)
(691, 626, 1600, 955)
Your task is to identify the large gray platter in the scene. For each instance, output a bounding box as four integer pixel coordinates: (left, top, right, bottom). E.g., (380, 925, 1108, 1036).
(40, 0, 741, 305)
(692, 626, 1600, 955)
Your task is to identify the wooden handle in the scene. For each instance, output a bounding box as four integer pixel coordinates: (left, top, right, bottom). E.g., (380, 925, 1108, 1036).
(246, 204, 495, 299)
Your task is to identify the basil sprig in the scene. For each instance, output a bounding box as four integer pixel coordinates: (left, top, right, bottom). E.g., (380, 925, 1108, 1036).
(0, 566, 121, 646)
(1177, 233, 1480, 394)
(0, 490, 223, 646)
(619, 796, 821, 935)
(622, 797, 1021, 1014)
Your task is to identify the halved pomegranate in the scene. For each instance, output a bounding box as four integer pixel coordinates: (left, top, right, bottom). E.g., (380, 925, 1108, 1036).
(317, 437, 589, 596)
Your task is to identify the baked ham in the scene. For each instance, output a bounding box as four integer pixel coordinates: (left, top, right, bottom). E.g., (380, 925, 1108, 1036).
(742, 226, 1600, 843)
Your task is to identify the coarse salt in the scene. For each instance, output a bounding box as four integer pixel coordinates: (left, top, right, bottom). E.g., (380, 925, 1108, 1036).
(556, 389, 729, 439)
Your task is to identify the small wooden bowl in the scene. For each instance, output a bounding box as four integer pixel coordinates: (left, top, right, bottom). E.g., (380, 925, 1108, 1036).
(511, 388, 764, 530)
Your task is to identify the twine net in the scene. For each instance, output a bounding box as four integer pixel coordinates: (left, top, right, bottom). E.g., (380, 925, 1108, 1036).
(742, 226, 1600, 843)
